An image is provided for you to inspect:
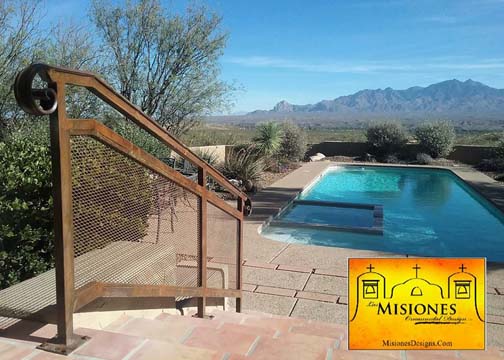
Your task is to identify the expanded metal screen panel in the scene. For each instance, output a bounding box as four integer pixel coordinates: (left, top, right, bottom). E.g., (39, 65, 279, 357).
(70, 136, 201, 290)
(96, 116, 197, 180)
(206, 202, 239, 290)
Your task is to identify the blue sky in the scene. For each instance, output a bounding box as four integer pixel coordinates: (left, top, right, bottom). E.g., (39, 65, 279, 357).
(45, 0, 504, 113)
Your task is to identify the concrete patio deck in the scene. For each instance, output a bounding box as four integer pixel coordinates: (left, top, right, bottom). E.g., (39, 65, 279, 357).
(238, 161, 504, 348)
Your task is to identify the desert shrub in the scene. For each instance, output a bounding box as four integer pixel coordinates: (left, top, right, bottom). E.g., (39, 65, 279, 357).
(0, 136, 54, 289)
(494, 137, 504, 159)
(279, 123, 307, 162)
(222, 146, 265, 192)
(194, 149, 220, 167)
(383, 154, 400, 164)
(414, 121, 455, 158)
(253, 122, 283, 156)
(366, 122, 408, 156)
(416, 153, 434, 165)
(478, 158, 504, 172)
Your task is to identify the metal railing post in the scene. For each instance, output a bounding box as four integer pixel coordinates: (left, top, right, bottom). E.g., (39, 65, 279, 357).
(197, 167, 207, 317)
(38, 81, 88, 354)
(236, 198, 244, 313)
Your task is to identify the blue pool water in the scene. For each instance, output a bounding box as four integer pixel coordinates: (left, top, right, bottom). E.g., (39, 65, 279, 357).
(262, 166, 504, 262)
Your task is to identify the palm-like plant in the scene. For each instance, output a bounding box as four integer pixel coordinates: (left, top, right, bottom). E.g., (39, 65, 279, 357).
(253, 122, 283, 156)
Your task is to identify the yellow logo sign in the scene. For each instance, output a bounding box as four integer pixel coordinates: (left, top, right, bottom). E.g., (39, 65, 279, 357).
(348, 258, 485, 350)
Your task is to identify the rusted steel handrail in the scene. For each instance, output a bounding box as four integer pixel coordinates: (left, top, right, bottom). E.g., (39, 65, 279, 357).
(13, 63, 249, 355)
(14, 63, 252, 211)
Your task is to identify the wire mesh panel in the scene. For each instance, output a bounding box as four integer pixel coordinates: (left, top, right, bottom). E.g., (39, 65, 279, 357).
(206, 202, 239, 290)
(70, 136, 201, 291)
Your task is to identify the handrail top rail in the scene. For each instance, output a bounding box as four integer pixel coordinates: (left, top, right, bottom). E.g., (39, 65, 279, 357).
(14, 63, 251, 206)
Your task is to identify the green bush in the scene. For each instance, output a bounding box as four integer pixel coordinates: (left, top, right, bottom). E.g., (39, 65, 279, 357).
(366, 122, 408, 156)
(279, 123, 307, 162)
(0, 136, 54, 289)
(222, 146, 265, 192)
(0, 128, 155, 290)
(414, 121, 456, 158)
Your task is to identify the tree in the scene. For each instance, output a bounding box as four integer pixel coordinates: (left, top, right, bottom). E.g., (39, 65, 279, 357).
(0, 0, 42, 134)
(39, 22, 105, 119)
(91, 0, 234, 136)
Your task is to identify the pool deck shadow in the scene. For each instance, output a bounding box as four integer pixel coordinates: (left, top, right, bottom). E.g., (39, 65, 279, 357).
(240, 160, 504, 348)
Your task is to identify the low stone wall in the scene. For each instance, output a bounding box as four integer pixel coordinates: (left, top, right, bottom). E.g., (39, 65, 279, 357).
(307, 141, 496, 165)
(189, 145, 229, 163)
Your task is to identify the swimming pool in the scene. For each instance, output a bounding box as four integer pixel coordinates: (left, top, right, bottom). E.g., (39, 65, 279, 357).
(262, 165, 504, 262)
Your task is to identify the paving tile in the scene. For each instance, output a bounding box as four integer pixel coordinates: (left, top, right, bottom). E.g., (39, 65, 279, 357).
(183, 326, 258, 355)
(488, 314, 504, 325)
(255, 286, 296, 297)
(458, 348, 504, 359)
(315, 268, 347, 277)
(296, 291, 337, 303)
(488, 293, 504, 317)
(304, 274, 348, 296)
(244, 261, 278, 269)
(277, 264, 313, 273)
(488, 323, 504, 348)
(155, 313, 219, 328)
(405, 350, 458, 359)
(74, 330, 144, 360)
(207, 310, 249, 324)
(329, 349, 401, 359)
(243, 267, 310, 290)
(29, 351, 69, 359)
(248, 333, 332, 360)
(338, 296, 348, 305)
(128, 339, 218, 360)
(272, 244, 386, 271)
(114, 317, 194, 342)
(243, 317, 306, 333)
(496, 288, 503, 295)
(219, 322, 277, 337)
(0, 343, 33, 360)
(242, 283, 257, 292)
(289, 322, 345, 340)
(239, 292, 297, 317)
(291, 299, 347, 324)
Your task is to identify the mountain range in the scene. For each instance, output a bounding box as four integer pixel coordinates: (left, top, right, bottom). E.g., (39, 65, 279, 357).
(254, 79, 504, 114)
(209, 79, 504, 130)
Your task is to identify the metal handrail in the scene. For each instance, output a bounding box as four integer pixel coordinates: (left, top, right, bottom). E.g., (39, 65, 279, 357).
(14, 63, 252, 212)
(13, 63, 249, 355)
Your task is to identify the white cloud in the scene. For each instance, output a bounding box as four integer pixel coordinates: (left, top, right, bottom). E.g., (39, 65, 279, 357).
(224, 56, 504, 74)
(420, 16, 459, 24)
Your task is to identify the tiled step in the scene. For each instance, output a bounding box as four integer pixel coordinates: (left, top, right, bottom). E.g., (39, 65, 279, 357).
(0, 311, 503, 360)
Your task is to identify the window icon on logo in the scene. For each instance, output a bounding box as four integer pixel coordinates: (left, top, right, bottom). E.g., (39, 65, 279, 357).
(454, 280, 471, 299)
(362, 280, 379, 299)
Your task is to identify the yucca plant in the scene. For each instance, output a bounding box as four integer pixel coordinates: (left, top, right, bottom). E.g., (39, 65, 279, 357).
(222, 146, 265, 192)
(253, 122, 283, 157)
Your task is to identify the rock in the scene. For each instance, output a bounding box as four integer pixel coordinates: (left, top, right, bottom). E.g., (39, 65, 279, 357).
(309, 153, 326, 162)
